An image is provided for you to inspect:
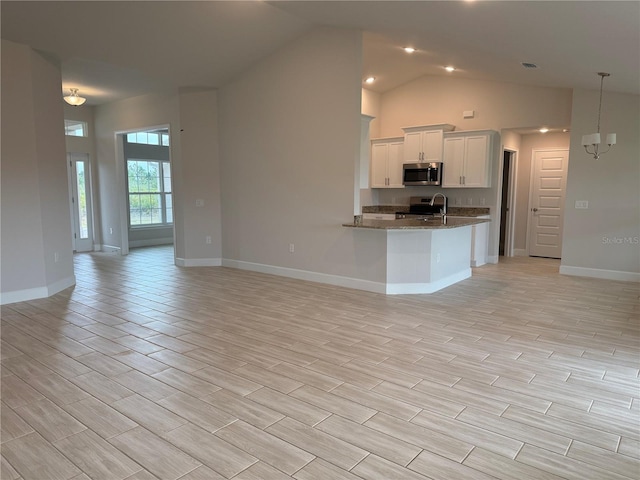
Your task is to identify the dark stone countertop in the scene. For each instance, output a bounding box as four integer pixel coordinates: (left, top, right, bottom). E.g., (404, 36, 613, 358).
(362, 205, 490, 217)
(343, 216, 490, 230)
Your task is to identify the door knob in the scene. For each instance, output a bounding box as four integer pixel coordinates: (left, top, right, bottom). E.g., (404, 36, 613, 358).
(532, 207, 538, 212)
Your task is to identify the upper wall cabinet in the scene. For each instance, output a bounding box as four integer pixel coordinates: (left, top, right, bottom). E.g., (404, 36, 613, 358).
(442, 130, 497, 188)
(402, 124, 455, 163)
(371, 137, 405, 188)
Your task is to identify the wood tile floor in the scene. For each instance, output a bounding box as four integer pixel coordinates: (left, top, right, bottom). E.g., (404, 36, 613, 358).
(2, 245, 639, 479)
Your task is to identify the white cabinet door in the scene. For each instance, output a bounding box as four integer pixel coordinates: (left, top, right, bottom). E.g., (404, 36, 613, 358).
(442, 131, 494, 188)
(403, 131, 423, 162)
(371, 138, 405, 189)
(463, 135, 490, 187)
(422, 130, 444, 162)
(371, 143, 389, 188)
(442, 137, 465, 187)
(387, 141, 405, 188)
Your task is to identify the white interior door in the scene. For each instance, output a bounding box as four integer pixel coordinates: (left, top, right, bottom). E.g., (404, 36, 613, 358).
(528, 149, 569, 258)
(68, 153, 94, 252)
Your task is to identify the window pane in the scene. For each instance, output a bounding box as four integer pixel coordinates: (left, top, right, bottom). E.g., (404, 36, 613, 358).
(163, 162, 172, 192)
(147, 163, 161, 192)
(162, 134, 170, 146)
(127, 132, 137, 143)
(65, 120, 87, 137)
(147, 132, 159, 145)
(136, 132, 148, 144)
(76, 162, 89, 238)
(129, 194, 142, 225)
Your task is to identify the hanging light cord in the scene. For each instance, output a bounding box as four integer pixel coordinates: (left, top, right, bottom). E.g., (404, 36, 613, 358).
(596, 73, 605, 134)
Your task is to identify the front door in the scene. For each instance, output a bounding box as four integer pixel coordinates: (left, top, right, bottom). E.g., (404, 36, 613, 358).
(68, 153, 94, 252)
(528, 149, 569, 258)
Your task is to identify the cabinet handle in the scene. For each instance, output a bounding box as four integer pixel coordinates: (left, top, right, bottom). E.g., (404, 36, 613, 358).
(459, 176, 462, 185)
(463, 175, 466, 185)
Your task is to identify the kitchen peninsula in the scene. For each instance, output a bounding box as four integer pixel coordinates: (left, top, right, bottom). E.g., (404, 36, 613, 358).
(343, 216, 490, 294)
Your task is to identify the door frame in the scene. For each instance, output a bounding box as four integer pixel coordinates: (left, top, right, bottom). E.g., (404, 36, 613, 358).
(526, 148, 570, 257)
(500, 148, 518, 257)
(114, 124, 173, 257)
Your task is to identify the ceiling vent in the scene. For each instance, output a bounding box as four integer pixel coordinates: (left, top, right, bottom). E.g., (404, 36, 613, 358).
(521, 62, 538, 69)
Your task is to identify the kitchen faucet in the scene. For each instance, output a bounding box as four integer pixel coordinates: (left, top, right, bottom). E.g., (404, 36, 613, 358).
(430, 192, 447, 216)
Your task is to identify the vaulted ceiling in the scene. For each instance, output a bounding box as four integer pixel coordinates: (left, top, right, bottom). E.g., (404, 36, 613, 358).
(2, 1, 638, 105)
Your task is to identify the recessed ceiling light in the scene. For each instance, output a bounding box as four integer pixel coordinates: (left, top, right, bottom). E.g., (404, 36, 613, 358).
(445, 66, 456, 72)
(539, 128, 549, 133)
(364, 76, 376, 84)
(404, 47, 416, 53)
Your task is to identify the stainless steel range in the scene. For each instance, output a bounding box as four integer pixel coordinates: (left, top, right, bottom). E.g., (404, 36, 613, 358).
(395, 195, 447, 219)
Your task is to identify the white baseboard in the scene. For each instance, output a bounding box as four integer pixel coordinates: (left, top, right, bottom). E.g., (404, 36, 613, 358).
(101, 244, 121, 254)
(222, 259, 387, 293)
(559, 265, 640, 282)
(386, 268, 472, 294)
(1, 275, 76, 305)
(222, 259, 470, 295)
(175, 257, 222, 267)
(129, 238, 173, 248)
(514, 249, 528, 257)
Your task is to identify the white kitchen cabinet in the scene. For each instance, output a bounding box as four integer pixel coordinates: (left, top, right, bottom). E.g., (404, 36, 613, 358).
(442, 130, 496, 188)
(402, 124, 455, 163)
(371, 137, 404, 188)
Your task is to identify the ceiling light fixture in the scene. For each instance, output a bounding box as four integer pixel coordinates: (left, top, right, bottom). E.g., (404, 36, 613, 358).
(445, 66, 455, 72)
(582, 72, 616, 160)
(539, 128, 549, 133)
(63, 88, 86, 106)
(404, 47, 416, 53)
(364, 76, 376, 84)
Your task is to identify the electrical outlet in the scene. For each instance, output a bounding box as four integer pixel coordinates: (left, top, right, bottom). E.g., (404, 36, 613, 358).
(289, 243, 295, 253)
(480, 198, 486, 206)
(455, 197, 461, 206)
(109, 227, 113, 235)
(467, 198, 473, 205)
(195, 199, 204, 207)
(205, 236, 212, 244)
(575, 200, 589, 209)
(436, 253, 441, 263)
(54, 252, 59, 263)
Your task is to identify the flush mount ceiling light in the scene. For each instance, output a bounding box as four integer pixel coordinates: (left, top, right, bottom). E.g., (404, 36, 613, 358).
(582, 72, 616, 160)
(539, 128, 549, 133)
(364, 76, 376, 84)
(445, 66, 456, 72)
(64, 88, 86, 106)
(403, 47, 416, 53)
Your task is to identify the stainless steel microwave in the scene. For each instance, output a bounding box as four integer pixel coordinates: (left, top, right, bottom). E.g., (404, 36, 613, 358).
(403, 162, 443, 186)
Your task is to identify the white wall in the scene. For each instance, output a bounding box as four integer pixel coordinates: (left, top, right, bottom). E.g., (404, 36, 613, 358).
(176, 89, 222, 265)
(561, 89, 640, 280)
(93, 90, 222, 263)
(1, 40, 75, 304)
(378, 75, 573, 138)
(219, 27, 382, 285)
